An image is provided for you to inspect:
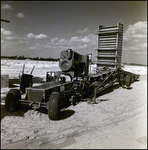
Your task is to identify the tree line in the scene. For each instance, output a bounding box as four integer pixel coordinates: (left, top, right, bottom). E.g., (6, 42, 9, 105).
(1, 55, 60, 61)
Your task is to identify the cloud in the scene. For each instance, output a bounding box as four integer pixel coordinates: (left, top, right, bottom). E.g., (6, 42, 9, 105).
(76, 28, 90, 33)
(44, 33, 97, 58)
(48, 33, 97, 52)
(1, 28, 26, 42)
(124, 21, 147, 41)
(69, 34, 95, 44)
(27, 33, 48, 39)
(77, 44, 88, 49)
(80, 36, 90, 43)
(69, 36, 79, 42)
(1, 28, 13, 36)
(59, 39, 67, 43)
(5, 36, 16, 40)
(24, 32, 97, 59)
(69, 36, 90, 43)
(29, 46, 36, 50)
(19, 40, 29, 44)
(36, 34, 48, 39)
(16, 13, 25, 18)
(51, 37, 59, 43)
(44, 44, 52, 49)
(122, 21, 147, 64)
(1, 4, 14, 10)
(123, 21, 147, 50)
(27, 33, 35, 38)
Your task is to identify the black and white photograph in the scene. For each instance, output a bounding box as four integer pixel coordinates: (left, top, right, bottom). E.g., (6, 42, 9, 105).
(1, 1, 147, 149)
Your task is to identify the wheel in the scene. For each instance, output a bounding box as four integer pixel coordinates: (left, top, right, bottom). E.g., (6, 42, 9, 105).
(125, 75, 131, 88)
(131, 76, 135, 83)
(48, 92, 61, 120)
(5, 89, 21, 112)
(119, 74, 125, 86)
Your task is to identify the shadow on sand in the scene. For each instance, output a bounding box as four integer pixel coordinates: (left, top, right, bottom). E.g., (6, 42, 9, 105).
(1, 103, 75, 121)
(36, 107, 75, 120)
(1, 104, 32, 120)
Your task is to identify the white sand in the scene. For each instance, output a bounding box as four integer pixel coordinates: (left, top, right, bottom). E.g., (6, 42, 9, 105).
(1, 59, 147, 149)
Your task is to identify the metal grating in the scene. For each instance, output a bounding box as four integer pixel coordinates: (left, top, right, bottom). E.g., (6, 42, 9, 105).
(95, 23, 124, 72)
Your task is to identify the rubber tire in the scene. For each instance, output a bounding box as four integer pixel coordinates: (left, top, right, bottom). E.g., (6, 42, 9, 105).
(125, 76, 131, 88)
(48, 92, 61, 120)
(131, 76, 135, 83)
(5, 89, 21, 112)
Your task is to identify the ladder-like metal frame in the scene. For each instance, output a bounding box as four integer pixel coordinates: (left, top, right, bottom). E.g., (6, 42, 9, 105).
(95, 23, 124, 72)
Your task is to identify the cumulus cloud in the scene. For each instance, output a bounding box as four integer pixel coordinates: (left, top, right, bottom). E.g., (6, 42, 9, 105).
(69, 35, 92, 43)
(76, 28, 90, 33)
(19, 40, 29, 44)
(25, 33, 96, 58)
(29, 46, 36, 50)
(69, 36, 79, 42)
(80, 36, 90, 43)
(36, 34, 48, 39)
(51, 37, 59, 43)
(59, 39, 67, 43)
(123, 21, 147, 51)
(27, 33, 35, 38)
(122, 21, 147, 64)
(124, 21, 147, 41)
(1, 28, 13, 36)
(27, 33, 48, 39)
(1, 4, 14, 10)
(48, 33, 97, 51)
(16, 13, 25, 18)
(77, 44, 88, 49)
(1, 28, 26, 43)
(5, 36, 16, 40)
(44, 45, 52, 49)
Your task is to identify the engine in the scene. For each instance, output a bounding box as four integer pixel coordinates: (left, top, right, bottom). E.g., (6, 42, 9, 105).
(59, 49, 89, 77)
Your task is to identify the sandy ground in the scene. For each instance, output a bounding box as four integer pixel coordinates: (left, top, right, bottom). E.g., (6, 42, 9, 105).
(1, 59, 147, 149)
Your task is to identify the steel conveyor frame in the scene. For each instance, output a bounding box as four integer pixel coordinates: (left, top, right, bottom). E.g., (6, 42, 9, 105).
(90, 66, 140, 102)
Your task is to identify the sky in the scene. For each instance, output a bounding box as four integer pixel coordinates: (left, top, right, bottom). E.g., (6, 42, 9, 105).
(1, 1, 147, 65)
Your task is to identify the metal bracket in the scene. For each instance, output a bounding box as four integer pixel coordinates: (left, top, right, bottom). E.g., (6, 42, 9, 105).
(29, 102, 33, 107)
